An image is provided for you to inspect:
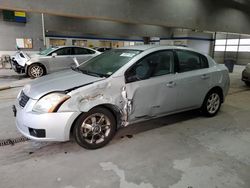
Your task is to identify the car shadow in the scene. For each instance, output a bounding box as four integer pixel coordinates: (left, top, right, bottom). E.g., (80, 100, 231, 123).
(115, 109, 201, 139)
(2, 109, 201, 162)
(0, 73, 27, 80)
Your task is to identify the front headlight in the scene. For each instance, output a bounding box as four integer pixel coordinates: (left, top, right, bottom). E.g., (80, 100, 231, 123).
(33, 93, 70, 113)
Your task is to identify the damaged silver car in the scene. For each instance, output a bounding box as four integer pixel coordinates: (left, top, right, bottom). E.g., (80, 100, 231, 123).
(12, 46, 100, 78)
(14, 45, 230, 149)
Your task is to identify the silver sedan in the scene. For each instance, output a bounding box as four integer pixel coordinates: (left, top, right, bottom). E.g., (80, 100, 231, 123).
(12, 46, 100, 78)
(14, 45, 230, 149)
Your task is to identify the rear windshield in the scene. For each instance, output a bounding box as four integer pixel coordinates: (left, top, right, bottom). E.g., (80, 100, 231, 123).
(78, 49, 141, 77)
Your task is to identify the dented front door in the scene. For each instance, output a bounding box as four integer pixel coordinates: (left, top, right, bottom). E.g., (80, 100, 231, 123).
(124, 50, 177, 121)
(126, 74, 177, 121)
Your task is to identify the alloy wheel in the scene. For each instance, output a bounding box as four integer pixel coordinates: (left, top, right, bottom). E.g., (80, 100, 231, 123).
(206, 93, 220, 114)
(80, 113, 111, 144)
(30, 65, 43, 78)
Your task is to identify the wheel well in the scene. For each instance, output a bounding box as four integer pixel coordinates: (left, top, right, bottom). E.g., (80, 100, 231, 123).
(207, 86, 224, 103)
(27, 63, 47, 74)
(69, 104, 122, 136)
(99, 104, 123, 128)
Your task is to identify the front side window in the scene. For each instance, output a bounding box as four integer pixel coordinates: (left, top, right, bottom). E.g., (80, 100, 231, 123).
(39, 47, 58, 56)
(176, 50, 208, 73)
(53, 47, 72, 56)
(78, 49, 141, 77)
(125, 50, 175, 83)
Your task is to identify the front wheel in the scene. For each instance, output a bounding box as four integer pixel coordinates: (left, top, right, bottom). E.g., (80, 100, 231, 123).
(27, 64, 45, 78)
(73, 107, 117, 149)
(201, 91, 222, 117)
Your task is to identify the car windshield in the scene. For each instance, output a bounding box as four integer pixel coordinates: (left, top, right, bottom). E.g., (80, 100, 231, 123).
(38, 47, 58, 55)
(78, 49, 141, 77)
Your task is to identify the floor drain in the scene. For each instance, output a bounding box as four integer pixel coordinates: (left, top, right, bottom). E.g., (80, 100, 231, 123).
(0, 136, 29, 147)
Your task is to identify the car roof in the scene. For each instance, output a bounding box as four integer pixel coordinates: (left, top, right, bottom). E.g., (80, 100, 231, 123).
(55, 46, 98, 52)
(118, 45, 202, 54)
(57, 46, 88, 48)
(95, 47, 111, 49)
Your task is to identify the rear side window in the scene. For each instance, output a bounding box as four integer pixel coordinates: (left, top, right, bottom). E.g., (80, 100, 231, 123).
(200, 55, 209, 69)
(176, 50, 209, 73)
(73, 47, 95, 55)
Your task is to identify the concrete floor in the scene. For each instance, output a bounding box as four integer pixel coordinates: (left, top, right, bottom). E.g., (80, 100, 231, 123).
(0, 66, 250, 188)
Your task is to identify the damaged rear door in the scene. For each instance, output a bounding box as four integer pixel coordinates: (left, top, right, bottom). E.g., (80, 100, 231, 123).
(124, 50, 177, 121)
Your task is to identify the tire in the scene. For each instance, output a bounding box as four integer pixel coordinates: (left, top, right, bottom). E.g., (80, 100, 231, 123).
(73, 107, 117, 149)
(27, 64, 45, 78)
(245, 81, 250, 87)
(201, 90, 222, 117)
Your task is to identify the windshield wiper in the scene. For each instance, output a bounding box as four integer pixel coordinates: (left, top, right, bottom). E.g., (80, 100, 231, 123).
(80, 69, 109, 78)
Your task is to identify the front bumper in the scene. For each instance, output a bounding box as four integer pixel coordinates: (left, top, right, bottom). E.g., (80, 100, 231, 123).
(242, 69, 250, 82)
(11, 59, 25, 74)
(15, 98, 80, 141)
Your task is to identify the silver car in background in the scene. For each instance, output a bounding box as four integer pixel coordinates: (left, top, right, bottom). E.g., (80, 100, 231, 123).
(14, 45, 230, 149)
(12, 46, 100, 78)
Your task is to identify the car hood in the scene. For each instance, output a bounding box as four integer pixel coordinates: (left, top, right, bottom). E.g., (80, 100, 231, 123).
(23, 70, 105, 99)
(30, 53, 42, 58)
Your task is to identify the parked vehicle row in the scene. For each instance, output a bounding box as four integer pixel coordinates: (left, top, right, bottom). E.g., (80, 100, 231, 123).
(14, 45, 230, 149)
(11, 46, 100, 78)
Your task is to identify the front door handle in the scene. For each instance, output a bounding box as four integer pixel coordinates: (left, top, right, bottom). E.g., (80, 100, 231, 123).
(166, 81, 176, 88)
(201, 74, 210, 80)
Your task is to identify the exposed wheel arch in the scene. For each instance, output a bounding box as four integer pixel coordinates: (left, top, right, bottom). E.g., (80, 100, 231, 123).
(73, 106, 117, 149)
(70, 104, 122, 137)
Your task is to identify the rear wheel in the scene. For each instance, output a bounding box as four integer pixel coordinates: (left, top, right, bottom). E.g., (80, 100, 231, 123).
(201, 90, 222, 117)
(73, 107, 116, 149)
(244, 81, 250, 87)
(27, 64, 45, 78)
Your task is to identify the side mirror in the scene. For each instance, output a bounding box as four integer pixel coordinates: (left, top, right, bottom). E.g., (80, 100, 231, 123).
(52, 53, 57, 57)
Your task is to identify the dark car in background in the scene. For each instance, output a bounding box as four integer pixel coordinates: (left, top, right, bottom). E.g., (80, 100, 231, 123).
(93, 47, 112, 53)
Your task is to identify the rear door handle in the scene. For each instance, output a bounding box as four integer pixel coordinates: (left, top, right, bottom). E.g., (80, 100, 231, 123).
(166, 81, 176, 88)
(201, 74, 210, 80)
